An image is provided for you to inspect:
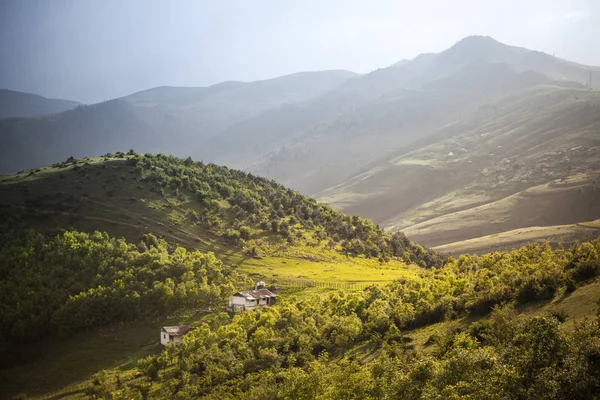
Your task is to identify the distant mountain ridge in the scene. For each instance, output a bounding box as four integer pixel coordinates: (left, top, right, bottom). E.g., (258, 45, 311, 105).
(208, 36, 598, 181)
(0, 89, 81, 119)
(0, 70, 358, 173)
(2, 36, 598, 176)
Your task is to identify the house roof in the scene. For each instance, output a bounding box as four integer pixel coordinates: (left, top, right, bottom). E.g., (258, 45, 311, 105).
(161, 325, 190, 336)
(234, 289, 276, 300)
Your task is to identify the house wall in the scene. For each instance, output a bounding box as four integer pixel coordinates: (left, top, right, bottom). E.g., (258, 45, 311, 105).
(229, 295, 249, 312)
(160, 331, 170, 346)
(245, 299, 258, 309)
(228, 294, 275, 312)
(229, 296, 246, 307)
(161, 331, 186, 345)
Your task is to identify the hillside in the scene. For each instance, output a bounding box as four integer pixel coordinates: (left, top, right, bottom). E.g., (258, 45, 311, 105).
(0, 153, 442, 267)
(0, 71, 358, 174)
(319, 85, 600, 251)
(3, 229, 600, 398)
(0, 152, 434, 396)
(0, 89, 80, 119)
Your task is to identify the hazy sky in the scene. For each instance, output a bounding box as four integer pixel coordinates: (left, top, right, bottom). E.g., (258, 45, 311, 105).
(1, 0, 599, 103)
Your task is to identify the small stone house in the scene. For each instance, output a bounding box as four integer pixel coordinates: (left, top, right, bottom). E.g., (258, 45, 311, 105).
(160, 324, 190, 345)
(227, 289, 276, 312)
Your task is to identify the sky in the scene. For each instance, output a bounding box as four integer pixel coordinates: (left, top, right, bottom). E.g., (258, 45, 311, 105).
(1, 0, 599, 103)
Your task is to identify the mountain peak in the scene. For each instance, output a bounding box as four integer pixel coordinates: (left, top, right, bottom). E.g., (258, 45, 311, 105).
(445, 35, 507, 55)
(454, 35, 500, 45)
(437, 35, 527, 67)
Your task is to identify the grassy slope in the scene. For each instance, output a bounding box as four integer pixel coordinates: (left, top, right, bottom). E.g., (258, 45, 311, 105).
(0, 155, 418, 286)
(1, 155, 598, 399)
(432, 220, 600, 255)
(397, 278, 600, 358)
(319, 86, 600, 251)
(403, 174, 600, 248)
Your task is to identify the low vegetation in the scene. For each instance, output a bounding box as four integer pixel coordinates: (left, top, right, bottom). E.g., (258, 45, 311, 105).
(85, 237, 600, 399)
(2, 225, 599, 398)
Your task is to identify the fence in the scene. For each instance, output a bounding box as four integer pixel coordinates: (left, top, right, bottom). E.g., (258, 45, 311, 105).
(273, 279, 372, 290)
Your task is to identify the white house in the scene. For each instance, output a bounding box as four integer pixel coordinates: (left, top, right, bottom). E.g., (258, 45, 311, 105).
(160, 324, 190, 345)
(227, 289, 276, 312)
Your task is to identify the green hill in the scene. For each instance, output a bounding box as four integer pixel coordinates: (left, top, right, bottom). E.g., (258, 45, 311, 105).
(0, 153, 433, 397)
(0, 152, 439, 267)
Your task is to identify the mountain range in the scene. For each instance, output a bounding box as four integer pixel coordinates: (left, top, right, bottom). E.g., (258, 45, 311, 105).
(1, 35, 599, 253)
(0, 89, 80, 119)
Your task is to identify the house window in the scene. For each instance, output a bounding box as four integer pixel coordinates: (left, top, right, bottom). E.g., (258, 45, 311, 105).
(163, 334, 167, 339)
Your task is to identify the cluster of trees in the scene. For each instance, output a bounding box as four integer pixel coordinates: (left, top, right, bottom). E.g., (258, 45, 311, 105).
(130, 153, 443, 267)
(0, 230, 251, 347)
(89, 238, 600, 399)
(93, 308, 600, 399)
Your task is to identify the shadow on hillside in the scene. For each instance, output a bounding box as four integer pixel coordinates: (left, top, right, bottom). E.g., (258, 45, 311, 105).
(0, 324, 161, 399)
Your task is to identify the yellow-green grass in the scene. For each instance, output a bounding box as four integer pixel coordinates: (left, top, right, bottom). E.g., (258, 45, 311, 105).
(579, 219, 600, 228)
(518, 279, 600, 330)
(234, 254, 418, 285)
(432, 221, 600, 255)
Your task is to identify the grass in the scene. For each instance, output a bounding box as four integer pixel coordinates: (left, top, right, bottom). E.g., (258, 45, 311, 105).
(432, 220, 600, 255)
(518, 279, 600, 330)
(401, 172, 600, 248)
(579, 219, 600, 228)
(236, 255, 417, 284)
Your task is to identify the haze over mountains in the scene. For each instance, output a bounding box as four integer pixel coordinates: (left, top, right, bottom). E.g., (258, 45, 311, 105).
(0, 89, 80, 118)
(1, 35, 599, 253)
